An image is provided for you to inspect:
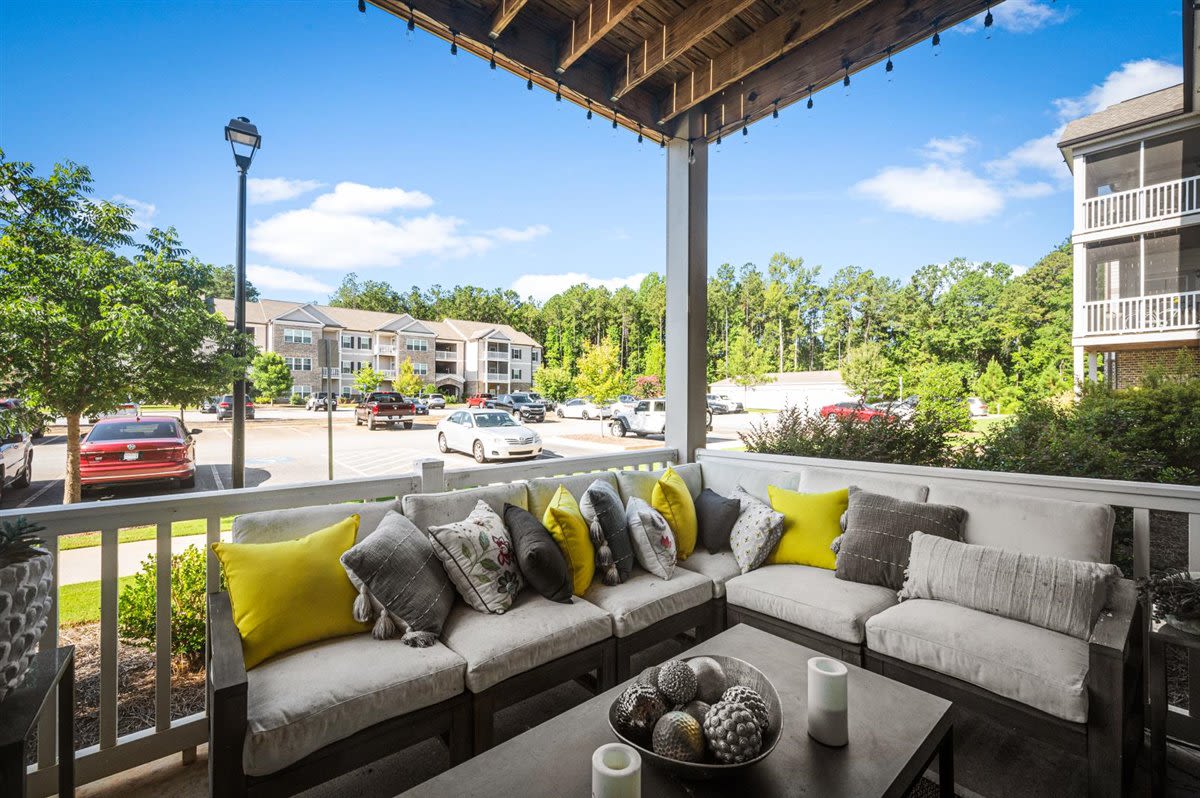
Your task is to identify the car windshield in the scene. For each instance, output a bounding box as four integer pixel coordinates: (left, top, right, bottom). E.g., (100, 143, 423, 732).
(510, 394, 532, 402)
(88, 421, 179, 441)
(474, 412, 517, 428)
(371, 393, 403, 402)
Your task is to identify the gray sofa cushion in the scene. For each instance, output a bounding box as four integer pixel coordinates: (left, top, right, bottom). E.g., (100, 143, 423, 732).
(583, 567, 713, 637)
(402, 482, 529, 534)
(440, 591, 611, 692)
(528, 472, 620, 522)
(677, 550, 741, 598)
(725, 564, 897, 644)
(695, 488, 740, 554)
(835, 489, 965, 590)
(243, 633, 465, 776)
(797, 466, 929, 502)
(233, 501, 398, 544)
(697, 460, 797, 503)
(923, 482, 1114, 563)
(504, 503, 573, 604)
(580, 479, 635, 585)
(866, 599, 1089, 722)
(615, 463, 702, 505)
(901, 531, 1120, 640)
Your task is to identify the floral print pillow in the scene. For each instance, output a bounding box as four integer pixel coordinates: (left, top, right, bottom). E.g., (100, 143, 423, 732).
(625, 497, 676, 580)
(428, 500, 523, 614)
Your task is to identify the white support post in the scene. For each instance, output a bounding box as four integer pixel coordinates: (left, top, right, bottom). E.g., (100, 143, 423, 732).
(665, 113, 709, 462)
(1087, 352, 1099, 383)
(1073, 347, 1085, 396)
(419, 458, 446, 494)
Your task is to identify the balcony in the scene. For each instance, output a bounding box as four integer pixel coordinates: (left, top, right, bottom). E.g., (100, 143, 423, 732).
(1081, 289, 1200, 335)
(485, 372, 509, 381)
(435, 350, 458, 361)
(376, 344, 397, 355)
(1082, 175, 1200, 233)
(379, 369, 397, 379)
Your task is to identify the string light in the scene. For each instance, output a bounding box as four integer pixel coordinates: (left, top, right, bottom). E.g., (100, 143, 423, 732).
(407, 6, 415, 31)
(357, 0, 366, 12)
(586, 100, 593, 120)
(489, 45, 496, 69)
(612, 113, 618, 130)
(660, 137, 666, 149)
(843, 66, 851, 88)
(637, 125, 643, 144)
(555, 81, 562, 101)
(526, 69, 533, 90)
(688, 143, 696, 165)
(932, 26, 941, 48)
(716, 127, 723, 145)
(772, 100, 779, 120)
(807, 85, 814, 109)
(984, 4, 994, 28)
(885, 47, 894, 73)
(449, 29, 458, 56)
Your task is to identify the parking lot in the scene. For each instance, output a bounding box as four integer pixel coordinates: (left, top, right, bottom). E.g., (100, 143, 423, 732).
(3, 406, 762, 509)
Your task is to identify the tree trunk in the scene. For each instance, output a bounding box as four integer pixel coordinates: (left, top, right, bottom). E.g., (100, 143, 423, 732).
(64, 412, 82, 504)
(777, 318, 784, 373)
(179, 404, 186, 425)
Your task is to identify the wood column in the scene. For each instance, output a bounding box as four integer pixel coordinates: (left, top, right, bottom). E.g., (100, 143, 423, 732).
(665, 112, 708, 462)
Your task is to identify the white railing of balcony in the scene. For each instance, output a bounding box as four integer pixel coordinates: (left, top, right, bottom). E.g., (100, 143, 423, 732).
(376, 344, 397, 355)
(1, 448, 678, 796)
(435, 350, 458, 361)
(1082, 175, 1200, 232)
(1082, 289, 1200, 334)
(380, 369, 398, 379)
(485, 372, 509, 382)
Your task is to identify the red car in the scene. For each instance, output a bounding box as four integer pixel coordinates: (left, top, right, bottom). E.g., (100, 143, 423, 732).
(80, 416, 201, 491)
(466, 393, 495, 408)
(819, 401, 895, 423)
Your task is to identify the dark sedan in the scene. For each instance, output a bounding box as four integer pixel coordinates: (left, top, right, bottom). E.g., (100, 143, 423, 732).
(491, 393, 546, 423)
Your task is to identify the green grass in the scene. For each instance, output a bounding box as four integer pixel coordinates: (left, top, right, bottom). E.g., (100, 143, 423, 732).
(58, 576, 135, 626)
(59, 516, 233, 551)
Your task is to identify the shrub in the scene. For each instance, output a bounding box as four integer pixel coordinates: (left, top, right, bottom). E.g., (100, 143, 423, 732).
(289, 393, 304, 405)
(118, 544, 209, 668)
(741, 404, 957, 467)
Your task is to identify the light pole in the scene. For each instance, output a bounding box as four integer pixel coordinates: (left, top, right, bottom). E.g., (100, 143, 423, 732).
(224, 116, 261, 489)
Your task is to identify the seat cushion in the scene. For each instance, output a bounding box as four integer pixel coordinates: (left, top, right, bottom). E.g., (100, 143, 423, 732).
(866, 599, 1089, 722)
(440, 591, 611, 692)
(402, 482, 529, 534)
(797, 466, 929, 502)
(233, 501, 398, 544)
(243, 634, 466, 776)
(725, 564, 897, 644)
(583, 567, 713, 637)
(678, 550, 741, 598)
(528, 471, 620, 521)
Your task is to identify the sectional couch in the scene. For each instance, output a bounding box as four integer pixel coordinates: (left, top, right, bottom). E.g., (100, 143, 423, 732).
(207, 456, 1141, 798)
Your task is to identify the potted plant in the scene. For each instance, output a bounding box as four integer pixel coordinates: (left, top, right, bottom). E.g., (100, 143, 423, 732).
(0, 517, 53, 701)
(1138, 570, 1200, 634)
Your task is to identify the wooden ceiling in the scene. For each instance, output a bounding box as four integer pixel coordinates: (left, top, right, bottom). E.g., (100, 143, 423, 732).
(368, 0, 1002, 143)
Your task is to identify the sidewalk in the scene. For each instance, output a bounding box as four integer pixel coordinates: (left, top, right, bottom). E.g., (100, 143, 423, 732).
(57, 533, 222, 586)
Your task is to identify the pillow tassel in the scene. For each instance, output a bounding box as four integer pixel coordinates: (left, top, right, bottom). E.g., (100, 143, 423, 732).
(402, 630, 438, 648)
(372, 611, 397, 640)
(353, 584, 375, 624)
(590, 517, 619, 586)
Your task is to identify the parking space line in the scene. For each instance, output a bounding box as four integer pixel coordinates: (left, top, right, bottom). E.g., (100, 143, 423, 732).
(19, 478, 62, 507)
(210, 465, 225, 491)
(335, 458, 372, 477)
(37, 435, 64, 446)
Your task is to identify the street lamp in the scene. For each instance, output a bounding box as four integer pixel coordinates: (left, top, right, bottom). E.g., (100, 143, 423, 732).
(224, 116, 261, 489)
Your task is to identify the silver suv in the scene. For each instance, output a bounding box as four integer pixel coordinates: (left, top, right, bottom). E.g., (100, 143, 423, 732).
(0, 409, 33, 501)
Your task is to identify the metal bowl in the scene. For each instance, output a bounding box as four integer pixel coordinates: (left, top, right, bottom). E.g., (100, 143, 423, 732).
(607, 654, 783, 779)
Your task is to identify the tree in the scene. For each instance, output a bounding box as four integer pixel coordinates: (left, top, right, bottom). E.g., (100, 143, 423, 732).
(354, 364, 383, 395)
(210, 263, 260, 302)
(726, 328, 771, 388)
(329, 273, 401, 313)
(533, 364, 574, 402)
(574, 342, 624, 434)
(974, 357, 1008, 406)
(248, 352, 292, 402)
(392, 357, 424, 397)
(633, 375, 662, 398)
(642, 338, 665, 384)
(842, 341, 891, 401)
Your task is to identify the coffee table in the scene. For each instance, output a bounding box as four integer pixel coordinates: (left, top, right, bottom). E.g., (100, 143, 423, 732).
(401, 624, 954, 797)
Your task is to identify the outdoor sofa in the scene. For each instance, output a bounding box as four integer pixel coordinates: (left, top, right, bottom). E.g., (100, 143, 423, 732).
(207, 458, 1141, 798)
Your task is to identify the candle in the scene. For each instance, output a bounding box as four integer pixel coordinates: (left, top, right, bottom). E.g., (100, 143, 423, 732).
(592, 742, 641, 798)
(807, 656, 849, 747)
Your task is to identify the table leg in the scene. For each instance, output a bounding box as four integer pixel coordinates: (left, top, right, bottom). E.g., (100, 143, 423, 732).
(1151, 636, 1167, 798)
(59, 652, 74, 798)
(938, 725, 955, 798)
(1, 739, 24, 798)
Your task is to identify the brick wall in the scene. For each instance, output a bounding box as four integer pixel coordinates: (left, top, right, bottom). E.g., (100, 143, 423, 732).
(1113, 345, 1200, 389)
(271, 325, 322, 394)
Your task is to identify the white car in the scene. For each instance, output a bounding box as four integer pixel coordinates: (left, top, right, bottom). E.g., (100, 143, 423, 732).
(705, 393, 744, 413)
(421, 393, 446, 409)
(437, 409, 542, 463)
(555, 398, 612, 420)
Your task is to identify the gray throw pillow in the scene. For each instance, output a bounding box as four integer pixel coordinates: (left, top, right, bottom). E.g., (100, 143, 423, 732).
(835, 487, 965, 590)
(429, 500, 523, 614)
(625, 497, 676, 580)
(696, 488, 740, 554)
(340, 511, 455, 647)
(580, 480, 634, 585)
(901, 531, 1122, 640)
(503, 503, 572, 604)
(729, 487, 785, 574)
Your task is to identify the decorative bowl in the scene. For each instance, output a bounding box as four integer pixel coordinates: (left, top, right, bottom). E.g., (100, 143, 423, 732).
(607, 654, 783, 779)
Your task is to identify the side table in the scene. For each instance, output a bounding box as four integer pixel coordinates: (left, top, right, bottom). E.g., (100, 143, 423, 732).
(0, 646, 75, 798)
(1150, 621, 1200, 797)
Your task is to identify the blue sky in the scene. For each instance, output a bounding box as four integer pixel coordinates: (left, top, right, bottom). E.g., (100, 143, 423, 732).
(0, 0, 1186, 302)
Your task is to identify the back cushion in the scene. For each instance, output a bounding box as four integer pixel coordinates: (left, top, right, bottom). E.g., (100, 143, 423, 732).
(402, 482, 529, 534)
(615, 463, 702, 505)
(797, 466, 929, 502)
(233, 501, 397, 545)
(924, 483, 1114, 564)
(698, 461, 799, 503)
(528, 472, 619, 521)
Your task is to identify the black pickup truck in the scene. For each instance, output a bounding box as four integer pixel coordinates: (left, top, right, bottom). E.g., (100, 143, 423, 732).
(354, 392, 417, 430)
(491, 393, 546, 423)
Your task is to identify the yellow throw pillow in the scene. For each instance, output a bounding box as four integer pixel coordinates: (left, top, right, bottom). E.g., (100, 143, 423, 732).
(767, 486, 849, 569)
(652, 467, 698, 561)
(543, 485, 595, 596)
(212, 515, 367, 669)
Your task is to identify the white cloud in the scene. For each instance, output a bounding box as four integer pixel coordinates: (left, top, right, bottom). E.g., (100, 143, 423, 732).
(310, 182, 433, 214)
(511, 272, 649, 303)
(112, 194, 157, 228)
(1004, 181, 1055, 199)
(1009, 264, 1030, 277)
(247, 264, 334, 295)
(855, 164, 1004, 223)
(248, 178, 324, 204)
(248, 181, 549, 269)
(962, 0, 1066, 33)
(923, 135, 977, 163)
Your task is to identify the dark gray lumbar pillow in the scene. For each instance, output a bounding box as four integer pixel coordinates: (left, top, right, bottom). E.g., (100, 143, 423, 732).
(695, 488, 740, 554)
(504, 503, 573, 603)
(580, 480, 634, 585)
(340, 510, 455, 647)
(835, 487, 965, 590)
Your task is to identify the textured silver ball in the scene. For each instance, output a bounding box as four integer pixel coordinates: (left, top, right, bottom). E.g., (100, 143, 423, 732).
(614, 682, 667, 743)
(657, 659, 698, 705)
(721, 684, 769, 733)
(651, 710, 705, 762)
(702, 700, 763, 764)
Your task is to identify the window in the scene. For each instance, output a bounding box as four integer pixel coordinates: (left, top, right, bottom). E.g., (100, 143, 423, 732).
(293, 385, 313, 397)
(341, 334, 371, 350)
(487, 341, 509, 355)
(413, 362, 429, 376)
(511, 348, 522, 360)
(284, 357, 312, 372)
(512, 369, 522, 381)
(406, 338, 429, 352)
(1086, 144, 1139, 198)
(1085, 237, 1139, 301)
(283, 328, 313, 344)
(1144, 228, 1200, 295)
(1144, 129, 1200, 187)
(531, 350, 540, 362)
(341, 361, 367, 374)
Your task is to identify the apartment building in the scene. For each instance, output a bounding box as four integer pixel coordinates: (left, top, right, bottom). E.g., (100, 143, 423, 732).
(1059, 84, 1200, 388)
(212, 299, 542, 399)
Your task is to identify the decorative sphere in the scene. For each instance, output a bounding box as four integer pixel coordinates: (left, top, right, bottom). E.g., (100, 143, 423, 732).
(703, 700, 763, 764)
(614, 683, 667, 743)
(657, 659, 698, 705)
(721, 684, 770, 733)
(687, 656, 728, 703)
(651, 711, 705, 762)
(680, 699, 710, 726)
(635, 665, 661, 688)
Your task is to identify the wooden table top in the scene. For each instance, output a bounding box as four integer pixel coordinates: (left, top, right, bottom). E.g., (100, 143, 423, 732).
(401, 624, 952, 798)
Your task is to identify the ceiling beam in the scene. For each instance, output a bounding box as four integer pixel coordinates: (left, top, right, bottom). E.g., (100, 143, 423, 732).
(697, 0, 992, 139)
(489, 0, 528, 39)
(658, 0, 874, 124)
(610, 0, 757, 101)
(556, 0, 645, 74)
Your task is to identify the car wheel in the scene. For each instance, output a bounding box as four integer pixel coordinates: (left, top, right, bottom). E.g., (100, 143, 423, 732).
(556, 408, 564, 418)
(179, 473, 196, 489)
(355, 415, 362, 426)
(473, 440, 487, 463)
(610, 420, 627, 437)
(403, 420, 413, 430)
(368, 416, 377, 430)
(582, 410, 591, 420)
(13, 455, 31, 489)
(438, 433, 449, 453)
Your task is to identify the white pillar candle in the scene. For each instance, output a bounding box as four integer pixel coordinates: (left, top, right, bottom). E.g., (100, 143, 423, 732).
(592, 742, 641, 798)
(807, 656, 849, 747)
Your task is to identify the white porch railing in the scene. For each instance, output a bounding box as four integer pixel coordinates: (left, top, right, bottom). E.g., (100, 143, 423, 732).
(1, 448, 677, 796)
(379, 369, 398, 379)
(435, 351, 458, 361)
(1082, 289, 1200, 335)
(486, 372, 508, 381)
(376, 344, 397, 355)
(1082, 175, 1200, 232)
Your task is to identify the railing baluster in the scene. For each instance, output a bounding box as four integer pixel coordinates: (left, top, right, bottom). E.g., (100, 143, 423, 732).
(156, 522, 171, 732)
(206, 515, 221, 594)
(1133, 508, 1151, 580)
(37, 532, 60, 768)
(100, 527, 119, 749)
